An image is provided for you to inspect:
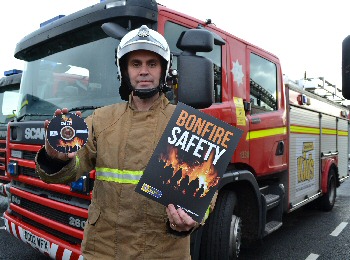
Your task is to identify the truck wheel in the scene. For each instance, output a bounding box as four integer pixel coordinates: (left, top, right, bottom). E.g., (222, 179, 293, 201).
(200, 190, 242, 260)
(319, 168, 336, 211)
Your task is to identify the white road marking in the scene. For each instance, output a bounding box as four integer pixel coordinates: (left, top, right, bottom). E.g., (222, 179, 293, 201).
(330, 222, 348, 236)
(305, 253, 319, 260)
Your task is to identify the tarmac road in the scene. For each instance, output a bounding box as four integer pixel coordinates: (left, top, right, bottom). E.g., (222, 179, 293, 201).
(239, 178, 350, 259)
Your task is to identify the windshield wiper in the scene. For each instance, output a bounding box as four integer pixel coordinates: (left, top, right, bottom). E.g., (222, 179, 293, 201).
(16, 113, 52, 122)
(69, 106, 101, 113)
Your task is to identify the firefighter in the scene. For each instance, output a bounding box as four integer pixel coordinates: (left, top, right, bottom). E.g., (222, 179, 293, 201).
(35, 25, 209, 259)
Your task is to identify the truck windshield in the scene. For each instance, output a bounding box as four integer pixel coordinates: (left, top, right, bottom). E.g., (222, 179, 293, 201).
(0, 89, 19, 124)
(18, 36, 123, 120)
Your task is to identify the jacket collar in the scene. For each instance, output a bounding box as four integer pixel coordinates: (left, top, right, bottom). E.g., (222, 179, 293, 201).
(128, 93, 169, 111)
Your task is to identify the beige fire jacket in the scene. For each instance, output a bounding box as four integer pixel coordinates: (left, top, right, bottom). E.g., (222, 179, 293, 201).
(36, 94, 202, 259)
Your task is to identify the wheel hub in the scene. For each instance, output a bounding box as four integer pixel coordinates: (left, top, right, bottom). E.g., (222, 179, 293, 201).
(229, 215, 242, 259)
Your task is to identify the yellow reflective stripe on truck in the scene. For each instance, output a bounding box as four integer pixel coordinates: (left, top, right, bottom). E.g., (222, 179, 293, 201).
(291, 126, 348, 136)
(246, 127, 286, 140)
(95, 167, 143, 184)
(322, 128, 338, 135)
(290, 125, 320, 135)
(246, 126, 347, 140)
(338, 130, 348, 136)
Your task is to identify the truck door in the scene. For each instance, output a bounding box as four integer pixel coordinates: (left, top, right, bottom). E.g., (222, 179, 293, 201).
(247, 50, 287, 176)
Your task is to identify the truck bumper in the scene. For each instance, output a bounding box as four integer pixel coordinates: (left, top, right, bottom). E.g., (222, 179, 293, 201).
(3, 211, 83, 260)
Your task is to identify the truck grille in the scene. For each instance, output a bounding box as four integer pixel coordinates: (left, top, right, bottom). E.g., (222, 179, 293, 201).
(12, 211, 82, 245)
(12, 195, 86, 232)
(19, 166, 38, 178)
(0, 139, 6, 175)
(8, 142, 92, 248)
(23, 151, 37, 160)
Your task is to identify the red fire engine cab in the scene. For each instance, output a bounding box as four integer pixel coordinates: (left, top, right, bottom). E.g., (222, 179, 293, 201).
(0, 69, 21, 197)
(3, 0, 350, 259)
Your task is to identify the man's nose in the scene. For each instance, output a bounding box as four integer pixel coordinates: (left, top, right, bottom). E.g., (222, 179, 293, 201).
(139, 64, 150, 74)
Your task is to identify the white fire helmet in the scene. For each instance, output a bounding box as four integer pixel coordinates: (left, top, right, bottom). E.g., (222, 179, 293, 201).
(116, 25, 171, 85)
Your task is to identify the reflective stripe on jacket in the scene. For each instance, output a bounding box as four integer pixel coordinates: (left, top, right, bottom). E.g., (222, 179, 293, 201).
(95, 167, 143, 184)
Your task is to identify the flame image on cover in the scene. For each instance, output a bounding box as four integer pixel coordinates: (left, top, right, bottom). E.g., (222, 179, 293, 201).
(160, 146, 219, 198)
(47, 112, 89, 153)
(135, 102, 243, 222)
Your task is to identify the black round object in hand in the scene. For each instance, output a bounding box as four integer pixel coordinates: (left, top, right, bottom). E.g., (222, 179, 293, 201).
(47, 113, 88, 153)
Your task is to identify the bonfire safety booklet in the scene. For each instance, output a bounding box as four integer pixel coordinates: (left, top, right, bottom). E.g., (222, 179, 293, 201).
(135, 102, 243, 222)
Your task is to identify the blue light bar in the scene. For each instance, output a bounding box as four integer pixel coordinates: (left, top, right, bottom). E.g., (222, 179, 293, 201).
(4, 69, 22, 76)
(40, 15, 65, 28)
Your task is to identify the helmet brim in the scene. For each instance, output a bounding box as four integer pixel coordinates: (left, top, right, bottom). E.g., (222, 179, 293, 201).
(117, 41, 170, 62)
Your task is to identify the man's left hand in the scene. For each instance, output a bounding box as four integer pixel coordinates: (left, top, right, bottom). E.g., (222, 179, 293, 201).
(166, 204, 197, 232)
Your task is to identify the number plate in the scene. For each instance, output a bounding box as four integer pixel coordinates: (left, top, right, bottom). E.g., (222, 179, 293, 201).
(24, 229, 50, 253)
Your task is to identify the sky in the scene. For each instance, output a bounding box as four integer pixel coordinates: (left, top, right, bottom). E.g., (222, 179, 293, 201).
(1, 0, 349, 97)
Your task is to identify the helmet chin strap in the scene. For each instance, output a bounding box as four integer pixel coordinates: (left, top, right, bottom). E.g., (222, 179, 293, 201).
(133, 87, 160, 99)
(122, 73, 165, 100)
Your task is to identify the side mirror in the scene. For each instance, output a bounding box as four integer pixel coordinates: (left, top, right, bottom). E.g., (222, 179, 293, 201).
(342, 35, 350, 99)
(176, 29, 214, 109)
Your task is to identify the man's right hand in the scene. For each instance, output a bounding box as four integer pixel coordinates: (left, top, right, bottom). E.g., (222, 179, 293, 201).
(44, 108, 82, 161)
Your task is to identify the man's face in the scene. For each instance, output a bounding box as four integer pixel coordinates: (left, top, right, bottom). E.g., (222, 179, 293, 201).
(127, 50, 162, 90)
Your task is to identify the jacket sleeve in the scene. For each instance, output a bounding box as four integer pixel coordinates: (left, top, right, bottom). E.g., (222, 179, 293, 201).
(35, 115, 97, 184)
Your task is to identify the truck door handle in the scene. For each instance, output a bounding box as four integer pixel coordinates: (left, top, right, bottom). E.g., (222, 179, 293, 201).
(276, 141, 284, 155)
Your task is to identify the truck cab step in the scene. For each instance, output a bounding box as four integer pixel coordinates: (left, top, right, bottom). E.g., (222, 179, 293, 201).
(264, 220, 282, 235)
(265, 194, 281, 210)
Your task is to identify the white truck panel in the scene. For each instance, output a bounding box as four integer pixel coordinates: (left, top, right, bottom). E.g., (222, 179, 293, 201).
(337, 119, 348, 178)
(289, 106, 321, 206)
(321, 114, 337, 154)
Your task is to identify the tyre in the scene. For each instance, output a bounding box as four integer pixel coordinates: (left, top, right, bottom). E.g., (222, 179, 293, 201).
(318, 168, 336, 211)
(200, 190, 242, 260)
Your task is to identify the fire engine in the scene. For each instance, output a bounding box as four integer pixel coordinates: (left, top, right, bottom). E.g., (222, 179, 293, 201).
(3, 0, 350, 259)
(0, 69, 21, 197)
